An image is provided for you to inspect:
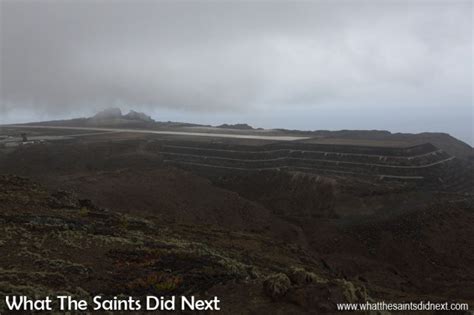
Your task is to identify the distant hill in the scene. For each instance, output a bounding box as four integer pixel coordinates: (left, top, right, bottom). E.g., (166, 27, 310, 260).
(26, 108, 204, 129)
(217, 123, 255, 130)
(18, 108, 472, 159)
(276, 129, 473, 160)
(88, 107, 155, 126)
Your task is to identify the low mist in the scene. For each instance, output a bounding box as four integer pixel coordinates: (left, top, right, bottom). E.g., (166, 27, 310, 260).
(0, 1, 472, 144)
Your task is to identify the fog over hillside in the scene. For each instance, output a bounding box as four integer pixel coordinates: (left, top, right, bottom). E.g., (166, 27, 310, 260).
(0, 1, 472, 144)
(0, 2, 473, 312)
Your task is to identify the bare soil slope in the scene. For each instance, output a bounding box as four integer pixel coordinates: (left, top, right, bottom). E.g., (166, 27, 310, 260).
(1, 127, 473, 313)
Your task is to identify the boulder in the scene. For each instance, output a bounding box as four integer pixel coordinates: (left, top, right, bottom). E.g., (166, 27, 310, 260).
(263, 273, 291, 300)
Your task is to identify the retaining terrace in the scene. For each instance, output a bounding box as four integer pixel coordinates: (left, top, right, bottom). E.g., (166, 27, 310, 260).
(154, 141, 458, 182)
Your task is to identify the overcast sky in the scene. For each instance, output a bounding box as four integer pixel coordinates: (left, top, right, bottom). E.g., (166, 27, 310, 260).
(1, 0, 472, 144)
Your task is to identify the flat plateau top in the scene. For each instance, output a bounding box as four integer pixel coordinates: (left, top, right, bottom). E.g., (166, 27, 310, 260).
(3, 125, 309, 141)
(300, 137, 415, 148)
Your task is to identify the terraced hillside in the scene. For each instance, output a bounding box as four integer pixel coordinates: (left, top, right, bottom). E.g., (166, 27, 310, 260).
(1, 125, 473, 313)
(157, 141, 468, 188)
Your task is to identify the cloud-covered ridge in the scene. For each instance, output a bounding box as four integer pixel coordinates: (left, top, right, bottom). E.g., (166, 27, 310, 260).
(0, 1, 472, 143)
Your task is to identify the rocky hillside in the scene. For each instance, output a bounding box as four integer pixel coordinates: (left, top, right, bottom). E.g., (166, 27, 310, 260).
(0, 175, 370, 313)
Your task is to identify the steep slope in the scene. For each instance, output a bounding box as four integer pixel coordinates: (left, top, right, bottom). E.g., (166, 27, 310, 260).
(0, 175, 371, 313)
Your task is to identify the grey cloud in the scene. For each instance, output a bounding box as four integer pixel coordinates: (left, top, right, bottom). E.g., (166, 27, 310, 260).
(0, 0, 472, 143)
